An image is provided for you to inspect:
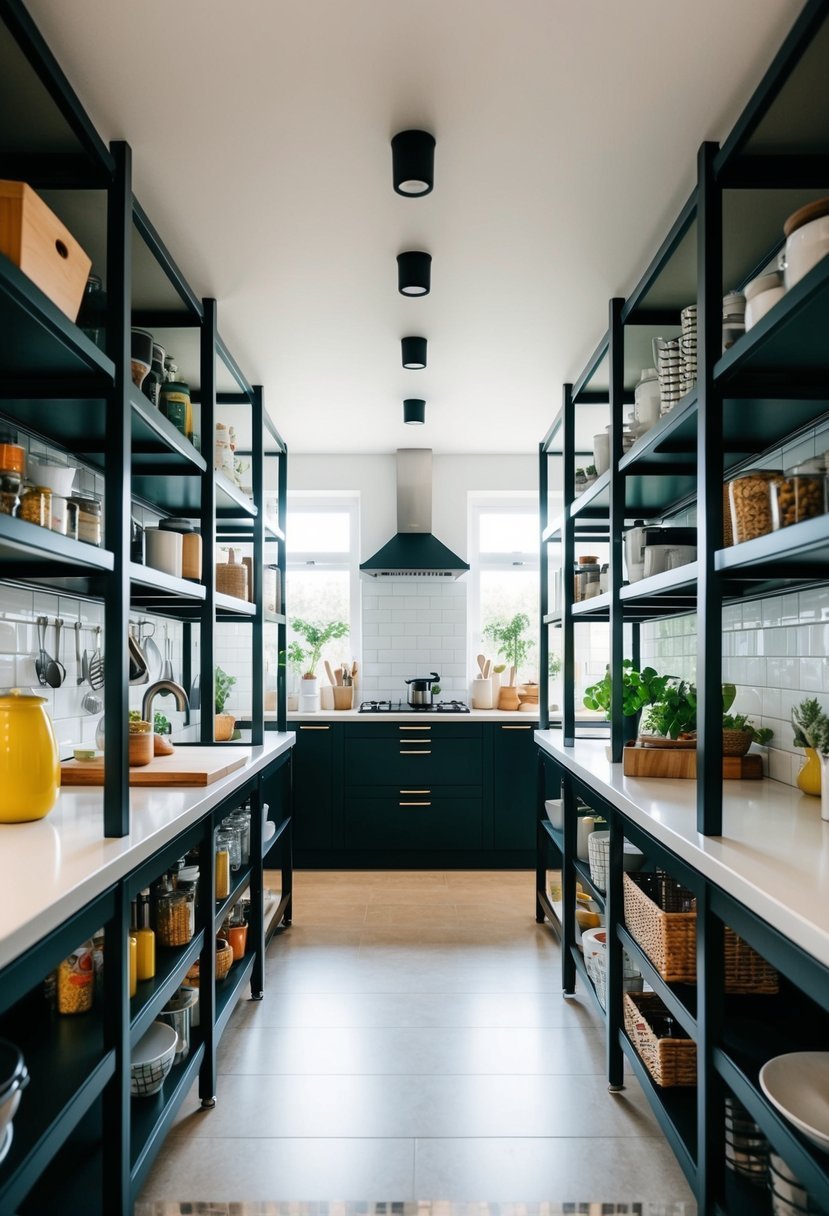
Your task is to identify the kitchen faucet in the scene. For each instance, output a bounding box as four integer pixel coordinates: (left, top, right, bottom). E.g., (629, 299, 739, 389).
(142, 679, 190, 724)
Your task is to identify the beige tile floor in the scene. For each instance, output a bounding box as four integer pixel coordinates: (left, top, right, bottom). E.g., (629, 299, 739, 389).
(136, 871, 697, 1208)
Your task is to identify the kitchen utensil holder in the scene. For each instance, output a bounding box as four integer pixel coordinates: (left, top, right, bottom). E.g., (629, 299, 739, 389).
(332, 686, 353, 710)
(623, 871, 779, 992)
(623, 991, 696, 1087)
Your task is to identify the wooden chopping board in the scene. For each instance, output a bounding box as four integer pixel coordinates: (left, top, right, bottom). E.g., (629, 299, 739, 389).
(622, 740, 763, 780)
(60, 746, 248, 787)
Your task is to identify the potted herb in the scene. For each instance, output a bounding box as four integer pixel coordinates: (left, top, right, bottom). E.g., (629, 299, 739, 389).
(721, 713, 774, 756)
(806, 711, 829, 821)
(574, 467, 587, 496)
(483, 613, 533, 709)
(792, 697, 825, 796)
(214, 666, 237, 741)
(290, 617, 349, 686)
(584, 464, 598, 486)
(280, 641, 307, 711)
(583, 661, 682, 732)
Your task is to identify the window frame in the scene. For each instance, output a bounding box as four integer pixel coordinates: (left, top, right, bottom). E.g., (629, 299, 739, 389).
(286, 492, 362, 661)
(467, 494, 540, 680)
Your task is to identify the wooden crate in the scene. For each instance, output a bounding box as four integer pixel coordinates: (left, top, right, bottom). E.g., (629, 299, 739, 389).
(622, 740, 762, 779)
(0, 180, 91, 320)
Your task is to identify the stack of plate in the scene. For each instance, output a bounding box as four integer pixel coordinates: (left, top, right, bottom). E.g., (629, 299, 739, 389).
(654, 337, 682, 414)
(679, 304, 697, 395)
(724, 1093, 769, 1185)
(769, 1152, 822, 1215)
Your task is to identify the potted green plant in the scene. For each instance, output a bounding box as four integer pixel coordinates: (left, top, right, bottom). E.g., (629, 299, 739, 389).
(583, 661, 684, 733)
(806, 711, 829, 822)
(584, 464, 598, 486)
(792, 697, 825, 796)
(280, 641, 307, 711)
(214, 665, 237, 741)
(721, 712, 774, 756)
(483, 613, 533, 709)
(574, 467, 587, 496)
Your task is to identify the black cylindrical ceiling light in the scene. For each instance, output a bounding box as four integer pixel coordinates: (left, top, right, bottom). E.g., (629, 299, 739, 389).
(397, 251, 431, 296)
(403, 398, 426, 425)
(392, 130, 436, 196)
(401, 336, 427, 369)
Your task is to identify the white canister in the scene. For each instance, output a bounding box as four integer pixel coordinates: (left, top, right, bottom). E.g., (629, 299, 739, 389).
(319, 685, 334, 710)
(576, 815, 596, 862)
(782, 214, 829, 292)
(634, 369, 661, 431)
(744, 270, 784, 330)
(592, 431, 610, 476)
(50, 495, 68, 536)
(490, 669, 502, 703)
(299, 675, 319, 714)
(145, 527, 183, 578)
(471, 676, 493, 709)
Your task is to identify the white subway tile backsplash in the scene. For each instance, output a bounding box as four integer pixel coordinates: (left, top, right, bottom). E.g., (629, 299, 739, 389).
(762, 687, 782, 718)
(799, 656, 826, 692)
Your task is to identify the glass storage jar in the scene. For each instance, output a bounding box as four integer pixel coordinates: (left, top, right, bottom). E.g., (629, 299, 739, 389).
(19, 485, 51, 528)
(69, 492, 102, 546)
(58, 942, 95, 1014)
(176, 865, 199, 937)
(220, 819, 243, 871)
(215, 830, 232, 899)
(727, 469, 782, 544)
(155, 890, 192, 947)
(770, 460, 827, 530)
(225, 810, 251, 865)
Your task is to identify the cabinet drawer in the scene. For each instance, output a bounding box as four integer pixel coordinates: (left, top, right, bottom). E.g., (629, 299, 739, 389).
(345, 790, 483, 850)
(345, 735, 482, 785)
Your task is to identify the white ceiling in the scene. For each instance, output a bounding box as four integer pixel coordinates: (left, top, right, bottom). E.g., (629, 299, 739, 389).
(29, 0, 802, 455)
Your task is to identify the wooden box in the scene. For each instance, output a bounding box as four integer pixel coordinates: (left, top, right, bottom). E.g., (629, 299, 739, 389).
(0, 180, 91, 320)
(622, 740, 763, 779)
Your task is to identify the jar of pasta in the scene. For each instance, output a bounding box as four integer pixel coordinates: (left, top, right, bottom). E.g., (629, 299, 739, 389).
(57, 942, 95, 1014)
(19, 485, 52, 528)
(155, 890, 192, 947)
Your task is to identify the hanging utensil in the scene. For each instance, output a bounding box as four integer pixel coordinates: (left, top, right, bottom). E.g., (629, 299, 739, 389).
(35, 616, 50, 687)
(88, 626, 105, 690)
(74, 621, 84, 685)
(189, 672, 201, 711)
(81, 687, 103, 715)
(51, 618, 66, 687)
(144, 632, 163, 681)
(128, 628, 149, 685)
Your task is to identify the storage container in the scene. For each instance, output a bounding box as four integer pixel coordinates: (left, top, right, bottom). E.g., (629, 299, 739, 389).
(728, 469, 783, 544)
(216, 547, 248, 599)
(623, 991, 696, 1087)
(0, 180, 92, 320)
(770, 462, 826, 530)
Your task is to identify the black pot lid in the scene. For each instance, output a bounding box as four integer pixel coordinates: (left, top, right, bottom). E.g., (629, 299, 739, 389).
(0, 1038, 27, 1096)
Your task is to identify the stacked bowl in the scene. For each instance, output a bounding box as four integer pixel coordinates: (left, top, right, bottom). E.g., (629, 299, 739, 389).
(679, 304, 697, 395)
(724, 1093, 769, 1186)
(653, 337, 682, 414)
(769, 1151, 822, 1215)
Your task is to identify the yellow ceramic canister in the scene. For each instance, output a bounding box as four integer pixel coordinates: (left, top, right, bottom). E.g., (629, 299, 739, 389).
(0, 689, 60, 822)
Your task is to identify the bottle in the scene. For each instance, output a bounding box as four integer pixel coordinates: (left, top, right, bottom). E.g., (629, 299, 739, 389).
(128, 935, 137, 998)
(134, 888, 156, 981)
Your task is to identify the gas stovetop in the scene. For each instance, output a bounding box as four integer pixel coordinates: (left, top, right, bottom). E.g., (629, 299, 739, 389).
(359, 699, 471, 714)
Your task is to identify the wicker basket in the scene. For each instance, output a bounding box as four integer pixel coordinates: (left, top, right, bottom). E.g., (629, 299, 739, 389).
(623, 871, 779, 993)
(722, 728, 753, 756)
(216, 547, 248, 600)
(623, 991, 696, 1087)
(215, 936, 233, 980)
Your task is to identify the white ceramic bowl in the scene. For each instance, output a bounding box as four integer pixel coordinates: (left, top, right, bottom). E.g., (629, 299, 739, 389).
(130, 1020, 177, 1097)
(26, 458, 77, 497)
(760, 1052, 829, 1153)
(544, 798, 563, 830)
(783, 215, 829, 291)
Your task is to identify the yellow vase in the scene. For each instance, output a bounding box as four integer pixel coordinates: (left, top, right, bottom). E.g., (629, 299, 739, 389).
(0, 690, 60, 822)
(797, 747, 822, 797)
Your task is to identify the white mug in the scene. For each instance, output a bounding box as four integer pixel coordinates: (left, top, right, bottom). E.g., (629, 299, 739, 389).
(145, 527, 183, 578)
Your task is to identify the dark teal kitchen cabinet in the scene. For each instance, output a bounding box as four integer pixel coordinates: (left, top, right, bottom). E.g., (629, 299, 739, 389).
(344, 723, 482, 787)
(345, 787, 483, 851)
(492, 722, 538, 851)
(291, 723, 339, 851)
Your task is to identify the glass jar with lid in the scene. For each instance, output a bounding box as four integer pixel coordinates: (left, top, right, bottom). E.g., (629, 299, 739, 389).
(225, 810, 251, 865)
(176, 865, 200, 937)
(727, 468, 782, 544)
(215, 828, 233, 899)
(69, 492, 103, 546)
(19, 485, 52, 528)
(220, 819, 243, 871)
(155, 890, 192, 947)
(770, 459, 827, 530)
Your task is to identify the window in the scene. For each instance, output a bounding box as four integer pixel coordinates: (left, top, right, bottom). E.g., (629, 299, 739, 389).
(286, 494, 360, 679)
(468, 497, 540, 683)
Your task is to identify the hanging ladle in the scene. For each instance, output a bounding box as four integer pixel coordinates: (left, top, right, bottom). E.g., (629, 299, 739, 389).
(35, 616, 63, 689)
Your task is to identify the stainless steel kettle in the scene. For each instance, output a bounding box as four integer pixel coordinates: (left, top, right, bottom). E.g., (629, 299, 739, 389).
(404, 672, 440, 706)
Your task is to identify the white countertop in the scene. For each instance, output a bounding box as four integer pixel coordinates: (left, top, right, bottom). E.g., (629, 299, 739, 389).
(275, 709, 604, 724)
(535, 731, 829, 969)
(0, 733, 295, 971)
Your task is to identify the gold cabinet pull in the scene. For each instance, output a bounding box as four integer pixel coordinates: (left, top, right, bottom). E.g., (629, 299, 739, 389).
(399, 801, 432, 807)
(399, 749, 431, 755)
(399, 725, 431, 731)
(400, 789, 431, 794)
(300, 725, 330, 730)
(501, 725, 531, 731)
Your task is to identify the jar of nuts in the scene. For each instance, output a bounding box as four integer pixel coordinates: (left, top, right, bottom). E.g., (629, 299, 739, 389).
(155, 890, 192, 947)
(770, 460, 827, 530)
(727, 468, 783, 545)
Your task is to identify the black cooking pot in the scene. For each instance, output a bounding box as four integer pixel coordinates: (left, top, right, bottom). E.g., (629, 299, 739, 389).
(404, 672, 440, 706)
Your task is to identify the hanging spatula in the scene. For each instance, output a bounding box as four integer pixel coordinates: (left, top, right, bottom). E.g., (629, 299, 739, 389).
(88, 625, 105, 690)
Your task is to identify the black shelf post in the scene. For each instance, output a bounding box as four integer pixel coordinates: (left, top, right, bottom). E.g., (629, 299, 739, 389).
(103, 139, 132, 837)
(199, 299, 218, 744)
(276, 437, 288, 733)
(561, 384, 575, 747)
(696, 141, 725, 835)
(538, 440, 550, 730)
(251, 386, 265, 746)
(608, 297, 626, 762)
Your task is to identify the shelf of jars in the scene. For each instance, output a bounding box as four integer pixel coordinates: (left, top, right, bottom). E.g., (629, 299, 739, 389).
(128, 933, 205, 1048)
(716, 513, 829, 578)
(0, 511, 114, 573)
(129, 562, 206, 607)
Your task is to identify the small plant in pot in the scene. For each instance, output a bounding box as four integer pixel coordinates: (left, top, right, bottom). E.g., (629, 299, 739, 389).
(792, 697, 826, 796)
(721, 712, 773, 756)
(280, 641, 306, 711)
(214, 666, 237, 741)
(483, 613, 533, 710)
(290, 618, 349, 689)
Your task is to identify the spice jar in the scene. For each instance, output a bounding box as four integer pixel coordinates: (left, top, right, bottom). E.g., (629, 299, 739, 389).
(226, 810, 251, 865)
(770, 460, 827, 530)
(69, 492, 102, 546)
(155, 890, 192, 947)
(177, 865, 199, 937)
(215, 831, 231, 900)
(19, 484, 52, 528)
(220, 820, 242, 872)
(159, 363, 193, 441)
(0, 472, 21, 517)
(0, 437, 25, 477)
(58, 942, 95, 1014)
(727, 469, 783, 544)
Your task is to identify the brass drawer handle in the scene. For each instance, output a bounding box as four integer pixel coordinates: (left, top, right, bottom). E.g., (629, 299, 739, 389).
(400, 789, 431, 794)
(300, 725, 330, 730)
(399, 749, 431, 755)
(501, 725, 531, 731)
(399, 725, 431, 731)
(400, 801, 432, 807)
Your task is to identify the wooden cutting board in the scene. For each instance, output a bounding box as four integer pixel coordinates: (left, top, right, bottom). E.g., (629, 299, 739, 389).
(60, 746, 249, 787)
(622, 740, 763, 780)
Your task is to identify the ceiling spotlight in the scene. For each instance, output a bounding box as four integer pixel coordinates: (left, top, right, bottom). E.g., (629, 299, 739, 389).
(404, 398, 426, 425)
(401, 337, 427, 369)
(392, 130, 436, 196)
(397, 251, 431, 296)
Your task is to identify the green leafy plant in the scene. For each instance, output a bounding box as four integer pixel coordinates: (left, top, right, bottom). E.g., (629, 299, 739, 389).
(483, 613, 533, 682)
(430, 683, 441, 696)
(583, 663, 742, 740)
(583, 661, 674, 720)
(811, 715, 829, 756)
(643, 680, 698, 739)
(290, 617, 349, 677)
(279, 641, 307, 675)
(722, 713, 774, 746)
(548, 651, 562, 680)
(575, 467, 586, 478)
(585, 464, 597, 477)
(215, 666, 236, 715)
(792, 697, 826, 749)
(153, 712, 171, 736)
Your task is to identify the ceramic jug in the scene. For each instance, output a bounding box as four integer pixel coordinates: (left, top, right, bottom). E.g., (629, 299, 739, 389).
(0, 690, 60, 822)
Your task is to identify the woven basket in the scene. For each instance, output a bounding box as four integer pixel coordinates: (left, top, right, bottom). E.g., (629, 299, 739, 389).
(216, 547, 248, 600)
(624, 871, 779, 993)
(623, 991, 696, 1087)
(215, 937, 233, 980)
(722, 728, 753, 757)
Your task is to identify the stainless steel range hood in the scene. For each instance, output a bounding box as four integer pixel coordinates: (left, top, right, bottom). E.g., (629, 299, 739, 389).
(360, 449, 469, 579)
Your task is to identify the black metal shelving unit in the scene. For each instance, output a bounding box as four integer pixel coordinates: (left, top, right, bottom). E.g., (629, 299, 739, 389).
(0, 1, 294, 1211)
(537, 2, 829, 1211)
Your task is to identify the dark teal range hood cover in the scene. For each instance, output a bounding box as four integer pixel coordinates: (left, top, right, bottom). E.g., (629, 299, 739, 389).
(360, 531, 469, 579)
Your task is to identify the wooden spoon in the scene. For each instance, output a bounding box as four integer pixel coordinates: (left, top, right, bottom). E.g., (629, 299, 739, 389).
(477, 653, 486, 675)
(509, 665, 517, 686)
(483, 659, 491, 679)
(324, 659, 336, 687)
